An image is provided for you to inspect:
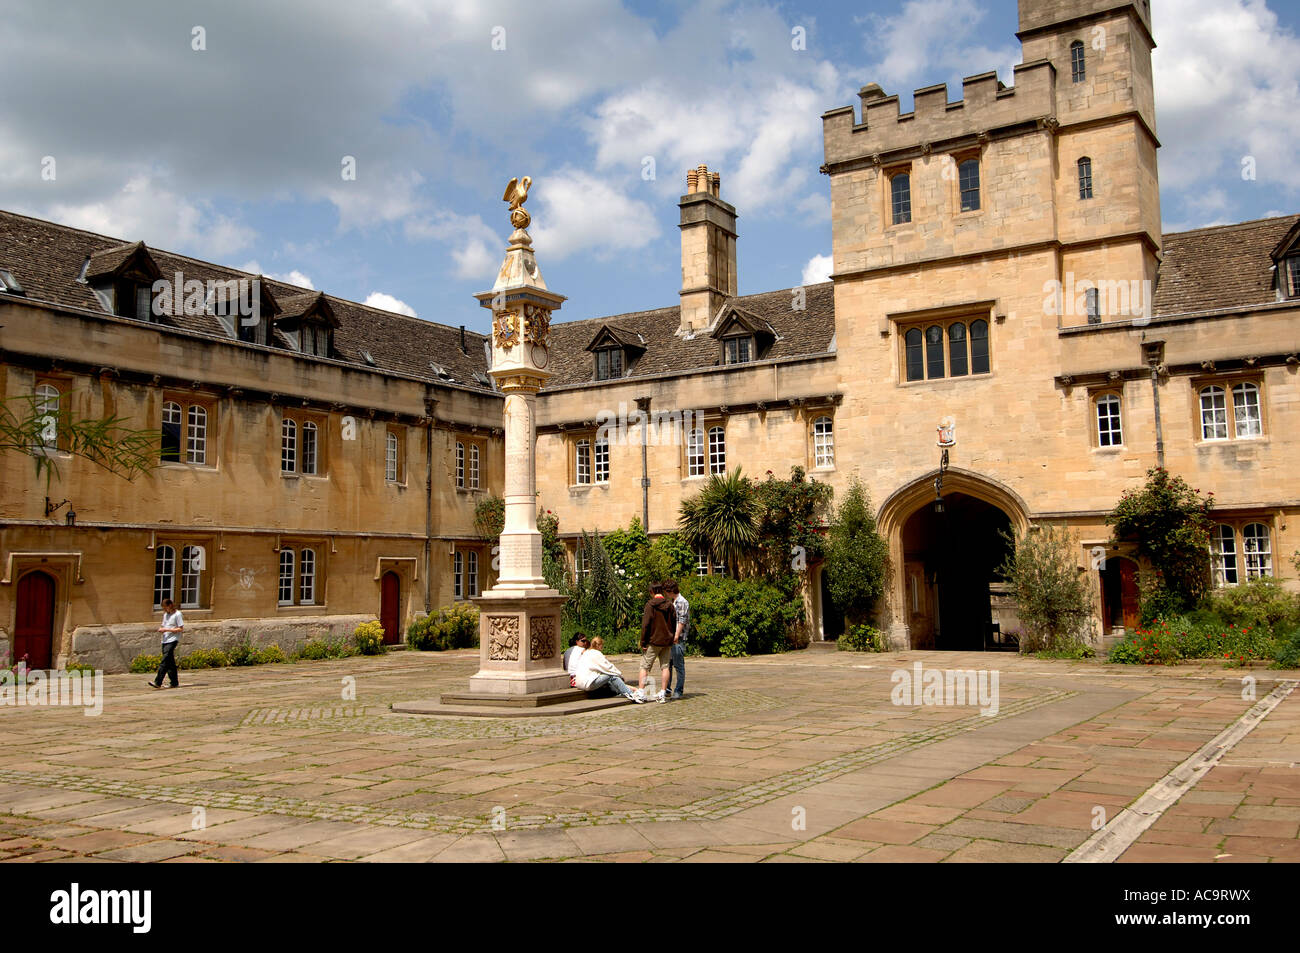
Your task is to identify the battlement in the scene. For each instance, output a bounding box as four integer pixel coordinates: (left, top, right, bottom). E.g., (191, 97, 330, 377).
(822, 59, 1056, 167)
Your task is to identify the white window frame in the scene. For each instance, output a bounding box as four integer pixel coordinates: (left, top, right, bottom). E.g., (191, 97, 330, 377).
(154, 545, 176, 608)
(1212, 525, 1238, 587)
(1199, 385, 1228, 441)
(1242, 523, 1272, 579)
(301, 421, 318, 475)
(282, 418, 298, 472)
(575, 438, 591, 485)
(278, 549, 295, 605)
(186, 404, 207, 465)
(467, 550, 479, 597)
(456, 441, 465, 488)
(1096, 393, 1122, 447)
(687, 428, 705, 477)
(300, 548, 316, 605)
(594, 437, 610, 483)
(453, 551, 464, 599)
(708, 426, 726, 475)
(162, 401, 183, 462)
(34, 383, 59, 448)
(179, 544, 203, 609)
(386, 431, 400, 482)
(813, 416, 834, 468)
(1232, 382, 1262, 438)
(469, 443, 480, 489)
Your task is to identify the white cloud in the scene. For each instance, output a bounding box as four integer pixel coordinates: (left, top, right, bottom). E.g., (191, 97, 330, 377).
(1153, 0, 1300, 206)
(579, 4, 844, 220)
(857, 0, 1020, 97)
(530, 168, 661, 261)
(405, 211, 503, 281)
(35, 173, 255, 258)
(363, 291, 417, 317)
(802, 253, 833, 285)
(272, 270, 315, 290)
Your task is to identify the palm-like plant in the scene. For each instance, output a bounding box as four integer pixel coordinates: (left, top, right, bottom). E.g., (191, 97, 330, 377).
(678, 469, 760, 576)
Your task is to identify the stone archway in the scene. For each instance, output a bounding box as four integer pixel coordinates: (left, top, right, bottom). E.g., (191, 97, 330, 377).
(877, 469, 1029, 650)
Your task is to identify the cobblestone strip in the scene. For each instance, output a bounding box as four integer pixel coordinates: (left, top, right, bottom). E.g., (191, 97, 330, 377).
(239, 706, 372, 726)
(0, 689, 1072, 835)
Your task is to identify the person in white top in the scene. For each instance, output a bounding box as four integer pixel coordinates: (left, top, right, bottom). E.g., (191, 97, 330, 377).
(565, 634, 588, 687)
(574, 636, 641, 703)
(149, 597, 184, 689)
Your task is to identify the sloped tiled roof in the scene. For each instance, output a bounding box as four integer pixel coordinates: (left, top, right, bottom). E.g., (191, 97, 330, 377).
(0, 209, 493, 390)
(543, 282, 837, 389)
(1153, 214, 1300, 318)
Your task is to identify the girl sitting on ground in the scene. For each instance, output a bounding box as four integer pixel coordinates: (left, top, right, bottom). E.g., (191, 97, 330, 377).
(573, 636, 642, 703)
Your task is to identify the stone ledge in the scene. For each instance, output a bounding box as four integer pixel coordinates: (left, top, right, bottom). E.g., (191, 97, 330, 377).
(391, 693, 634, 718)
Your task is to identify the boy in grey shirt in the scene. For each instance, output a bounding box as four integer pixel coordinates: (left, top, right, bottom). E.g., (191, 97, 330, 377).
(664, 580, 688, 699)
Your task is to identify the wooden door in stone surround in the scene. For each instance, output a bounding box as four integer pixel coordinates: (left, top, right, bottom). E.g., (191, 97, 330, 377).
(15, 570, 55, 669)
(380, 571, 401, 645)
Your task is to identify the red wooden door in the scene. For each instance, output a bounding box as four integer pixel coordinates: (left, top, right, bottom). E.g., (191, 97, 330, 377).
(15, 571, 55, 669)
(380, 572, 401, 645)
(1119, 560, 1140, 630)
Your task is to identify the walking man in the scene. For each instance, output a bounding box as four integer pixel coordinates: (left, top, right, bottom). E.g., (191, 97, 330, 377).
(636, 581, 677, 703)
(664, 579, 689, 699)
(149, 597, 183, 689)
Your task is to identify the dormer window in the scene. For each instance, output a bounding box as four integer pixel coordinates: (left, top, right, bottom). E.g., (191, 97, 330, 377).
(711, 306, 774, 365)
(274, 291, 338, 358)
(584, 324, 645, 381)
(84, 241, 162, 321)
(595, 346, 624, 380)
(724, 335, 753, 365)
(1286, 256, 1300, 298)
(301, 324, 331, 357)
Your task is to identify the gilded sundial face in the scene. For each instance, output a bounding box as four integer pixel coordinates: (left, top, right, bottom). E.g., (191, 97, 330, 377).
(531, 343, 548, 368)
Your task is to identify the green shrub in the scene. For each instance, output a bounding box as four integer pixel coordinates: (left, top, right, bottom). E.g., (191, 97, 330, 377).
(999, 524, 1095, 653)
(602, 627, 642, 656)
(1108, 617, 1278, 666)
(129, 654, 162, 673)
(178, 648, 229, 669)
(1108, 467, 1214, 607)
(1206, 577, 1300, 637)
(63, 662, 96, 674)
(1138, 584, 1186, 626)
(226, 635, 259, 667)
(683, 576, 798, 657)
(838, 622, 886, 652)
(352, 620, 387, 655)
(255, 645, 288, 665)
(824, 478, 888, 626)
(408, 603, 479, 651)
(1274, 626, 1300, 669)
(295, 637, 355, 661)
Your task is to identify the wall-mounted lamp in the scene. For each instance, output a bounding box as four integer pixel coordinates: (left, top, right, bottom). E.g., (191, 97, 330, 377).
(44, 497, 70, 519)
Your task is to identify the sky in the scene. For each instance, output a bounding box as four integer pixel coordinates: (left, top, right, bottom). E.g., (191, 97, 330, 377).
(2, 0, 1297, 334)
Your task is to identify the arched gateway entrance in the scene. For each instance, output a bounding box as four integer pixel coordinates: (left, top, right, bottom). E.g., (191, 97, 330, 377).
(878, 470, 1028, 650)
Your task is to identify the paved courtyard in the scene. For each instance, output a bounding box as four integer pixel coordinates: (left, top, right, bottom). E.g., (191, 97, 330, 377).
(0, 648, 1296, 863)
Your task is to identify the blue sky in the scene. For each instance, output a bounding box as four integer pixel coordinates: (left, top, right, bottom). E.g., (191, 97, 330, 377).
(3, 0, 1297, 334)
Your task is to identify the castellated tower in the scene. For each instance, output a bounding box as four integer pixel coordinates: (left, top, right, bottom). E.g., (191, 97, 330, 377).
(821, 0, 1161, 330)
(678, 164, 738, 334)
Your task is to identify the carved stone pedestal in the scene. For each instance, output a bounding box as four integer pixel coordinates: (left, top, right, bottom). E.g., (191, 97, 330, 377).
(463, 590, 569, 695)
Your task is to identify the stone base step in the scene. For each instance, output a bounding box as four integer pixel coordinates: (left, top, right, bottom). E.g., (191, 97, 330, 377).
(390, 693, 633, 718)
(438, 687, 588, 708)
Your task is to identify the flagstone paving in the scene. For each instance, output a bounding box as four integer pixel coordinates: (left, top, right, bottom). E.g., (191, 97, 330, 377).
(0, 648, 1295, 862)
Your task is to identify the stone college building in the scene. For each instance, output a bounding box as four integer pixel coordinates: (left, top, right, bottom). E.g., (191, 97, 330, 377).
(2, 0, 1297, 671)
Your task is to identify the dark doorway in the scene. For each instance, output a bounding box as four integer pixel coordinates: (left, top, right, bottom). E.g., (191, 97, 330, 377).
(901, 493, 1013, 650)
(15, 570, 56, 669)
(1101, 557, 1139, 632)
(819, 565, 845, 639)
(380, 571, 401, 645)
